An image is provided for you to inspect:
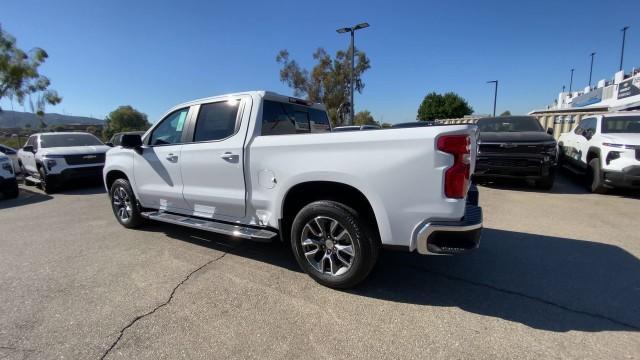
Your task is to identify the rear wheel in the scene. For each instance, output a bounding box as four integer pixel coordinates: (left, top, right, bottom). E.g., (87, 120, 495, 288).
(109, 178, 144, 228)
(290, 200, 379, 289)
(586, 158, 607, 194)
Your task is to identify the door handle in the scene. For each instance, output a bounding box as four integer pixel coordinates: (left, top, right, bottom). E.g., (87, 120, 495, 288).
(166, 154, 178, 162)
(220, 152, 239, 161)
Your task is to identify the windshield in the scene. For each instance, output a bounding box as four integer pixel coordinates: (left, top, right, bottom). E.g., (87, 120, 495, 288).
(40, 134, 104, 148)
(476, 117, 543, 132)
(602, 116, 640, 134)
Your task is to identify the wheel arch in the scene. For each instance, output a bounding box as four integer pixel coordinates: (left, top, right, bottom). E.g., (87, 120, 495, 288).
(105, 169, 130, 191)
(587, 147, 601, 163)
(279, 181, 382, 244)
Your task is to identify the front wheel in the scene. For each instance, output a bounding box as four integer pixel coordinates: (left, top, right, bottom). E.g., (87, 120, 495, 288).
(586, 158, 607, 194)
(38, 167, 56, 194)
(535, 168, 555, 190)
(109, 178, 144, 228)
(290, 200, 379, 289)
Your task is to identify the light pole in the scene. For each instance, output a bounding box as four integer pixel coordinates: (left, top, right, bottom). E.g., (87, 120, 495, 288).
(588, 52, 596, 88)
(569, 68, 574, 93)
(337, 22, 370, 125)
(487, 80, 498, 117)
(620, 26, 629, 71)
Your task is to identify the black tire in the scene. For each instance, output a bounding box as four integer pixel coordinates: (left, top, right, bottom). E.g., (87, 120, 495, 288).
(3, 179, 19, 199)
(38, 167, 56, 194)
(290, 200, 379, 289)
(109, 178, 144, 228)
(586, 158, 607, 194)
(535, 168, 555, 190)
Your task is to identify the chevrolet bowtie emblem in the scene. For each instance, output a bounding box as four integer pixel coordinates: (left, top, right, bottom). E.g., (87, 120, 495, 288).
(499, 143, 518, 148)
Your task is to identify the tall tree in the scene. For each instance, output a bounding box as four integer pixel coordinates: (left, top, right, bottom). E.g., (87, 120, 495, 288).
(354, 110, 377, 126)
(417, 92, 473, 121)
(500, 110, 512, 116)
(276, 48, 370, 126)
(0, 24, 61, 115)
(103, 106, 151, 140)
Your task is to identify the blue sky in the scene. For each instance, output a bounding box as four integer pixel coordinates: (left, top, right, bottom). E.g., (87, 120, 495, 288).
(1, 0, 639, 123)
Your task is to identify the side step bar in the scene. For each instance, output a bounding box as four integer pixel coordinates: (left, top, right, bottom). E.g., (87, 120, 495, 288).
(24, 175, 42, 184)
(141, 211, 277, 241)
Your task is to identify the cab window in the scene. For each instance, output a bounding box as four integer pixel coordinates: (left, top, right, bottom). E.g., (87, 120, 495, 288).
(193, 101, 240, 142)
(149, 108, 189, 146)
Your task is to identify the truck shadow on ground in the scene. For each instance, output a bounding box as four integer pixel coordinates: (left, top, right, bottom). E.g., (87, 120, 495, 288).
(147, 224, 640, 333)
(478, 171, 640, 199)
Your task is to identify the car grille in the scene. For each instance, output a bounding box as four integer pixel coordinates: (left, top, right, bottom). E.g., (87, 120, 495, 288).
(480, 143, 546, 154)
(481, 159, 535, 168)
(64, 153, 105, 165)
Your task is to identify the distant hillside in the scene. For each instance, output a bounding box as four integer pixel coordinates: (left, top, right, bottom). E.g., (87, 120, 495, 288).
(0, 110, 104, 128)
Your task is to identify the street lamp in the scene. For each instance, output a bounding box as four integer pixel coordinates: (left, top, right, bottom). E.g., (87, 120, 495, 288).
(569, 68, 574, 93)
(620, 26, 629, 71)
(337, 22, 370, 125)
(588, 52, 596, 88)
(487, 80, 498, 117)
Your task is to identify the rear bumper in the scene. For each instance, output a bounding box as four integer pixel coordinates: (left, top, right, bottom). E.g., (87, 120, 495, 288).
(414, 187, 483, 255)
(603, 166, 640, 189)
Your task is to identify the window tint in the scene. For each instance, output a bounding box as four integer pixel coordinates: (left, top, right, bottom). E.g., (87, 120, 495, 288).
(40, 134, 103, 148)
(602, 116, 640, 133)
(261, 100, 331, 136)
(193, 101, 239, 142)
(476, 117, 542, 132)
(149, 108, 189, 146)
(0, 146, 16, 155)
(584, 118, 597, 133)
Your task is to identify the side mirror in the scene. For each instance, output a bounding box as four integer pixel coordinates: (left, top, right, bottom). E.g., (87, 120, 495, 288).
(105, 142, 114, 147)
(546, 127, 554, 136)
(583, 129, 594, 140)
(22, 145, 34, 153)
(121, 134, 142, 148)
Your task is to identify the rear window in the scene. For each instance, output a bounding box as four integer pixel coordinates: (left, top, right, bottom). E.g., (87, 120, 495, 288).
(261, 100, 330, 136)
(476, 117, 543, 132)
(40, 134, 103, 148)
(602, 116, 640, 133)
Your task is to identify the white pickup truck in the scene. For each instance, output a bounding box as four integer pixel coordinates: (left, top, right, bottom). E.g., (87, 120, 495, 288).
(103, 91, 482, 288)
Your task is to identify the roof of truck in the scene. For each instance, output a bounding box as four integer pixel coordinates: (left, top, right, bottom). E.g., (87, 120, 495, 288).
(169, 91, 326, 114)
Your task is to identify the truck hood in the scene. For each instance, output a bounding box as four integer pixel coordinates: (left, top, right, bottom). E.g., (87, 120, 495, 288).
(479, 131, 555, 143)
(600, 133, 640, 146)
(39, 145, 111, 156)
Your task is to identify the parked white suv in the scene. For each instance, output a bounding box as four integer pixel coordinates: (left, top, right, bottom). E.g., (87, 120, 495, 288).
(103, 91, 483, 288)
(18, 132, 110, 193)
(558, 112, 640, 192)
(0, 152, 18, 199)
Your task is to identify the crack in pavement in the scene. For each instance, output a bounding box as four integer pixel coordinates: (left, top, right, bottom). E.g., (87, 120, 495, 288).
(406, 263, 640, 331)
(99, 250, 232, 360)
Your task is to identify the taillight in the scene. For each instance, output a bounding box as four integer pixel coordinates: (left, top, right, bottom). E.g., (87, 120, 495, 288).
(437, 135, 471, 199)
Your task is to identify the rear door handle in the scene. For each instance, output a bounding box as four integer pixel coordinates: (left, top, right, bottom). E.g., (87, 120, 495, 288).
(166, 154, 178, 162)
(220, 152, 239, 161)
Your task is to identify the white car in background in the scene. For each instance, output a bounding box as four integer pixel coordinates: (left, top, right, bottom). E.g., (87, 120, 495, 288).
(0, 152, 19, 199)
(558, 112, 640, 193)
(17, 132, 110, 193)
(0, 144, 20, 173)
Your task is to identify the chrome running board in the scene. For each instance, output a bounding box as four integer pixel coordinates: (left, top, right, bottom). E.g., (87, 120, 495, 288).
(141, 211, 277, 241)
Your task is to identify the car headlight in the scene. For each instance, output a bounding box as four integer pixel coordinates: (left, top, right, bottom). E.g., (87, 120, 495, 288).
(2, 162, 13, 174)
(45, 159, 57, 171)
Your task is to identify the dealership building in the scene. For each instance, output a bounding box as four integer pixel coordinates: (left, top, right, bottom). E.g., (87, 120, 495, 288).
(528, 67, 640, 138)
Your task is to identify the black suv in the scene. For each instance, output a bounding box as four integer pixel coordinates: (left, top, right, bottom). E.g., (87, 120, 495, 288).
(474, 116, 557, 189)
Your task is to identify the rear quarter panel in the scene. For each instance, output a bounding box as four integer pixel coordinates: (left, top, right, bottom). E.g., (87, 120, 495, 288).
(247, 125, 477, 249)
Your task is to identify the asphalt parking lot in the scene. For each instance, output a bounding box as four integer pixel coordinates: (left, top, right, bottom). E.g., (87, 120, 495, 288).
(0, 174, 639, 359)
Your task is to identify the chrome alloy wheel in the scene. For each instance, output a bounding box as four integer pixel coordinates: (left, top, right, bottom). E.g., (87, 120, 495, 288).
(300, 216, 355, 276)
(112, 186, 133, 221)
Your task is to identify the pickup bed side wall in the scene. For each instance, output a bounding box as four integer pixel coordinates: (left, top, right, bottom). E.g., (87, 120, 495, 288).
(247, 125, 475, 248)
